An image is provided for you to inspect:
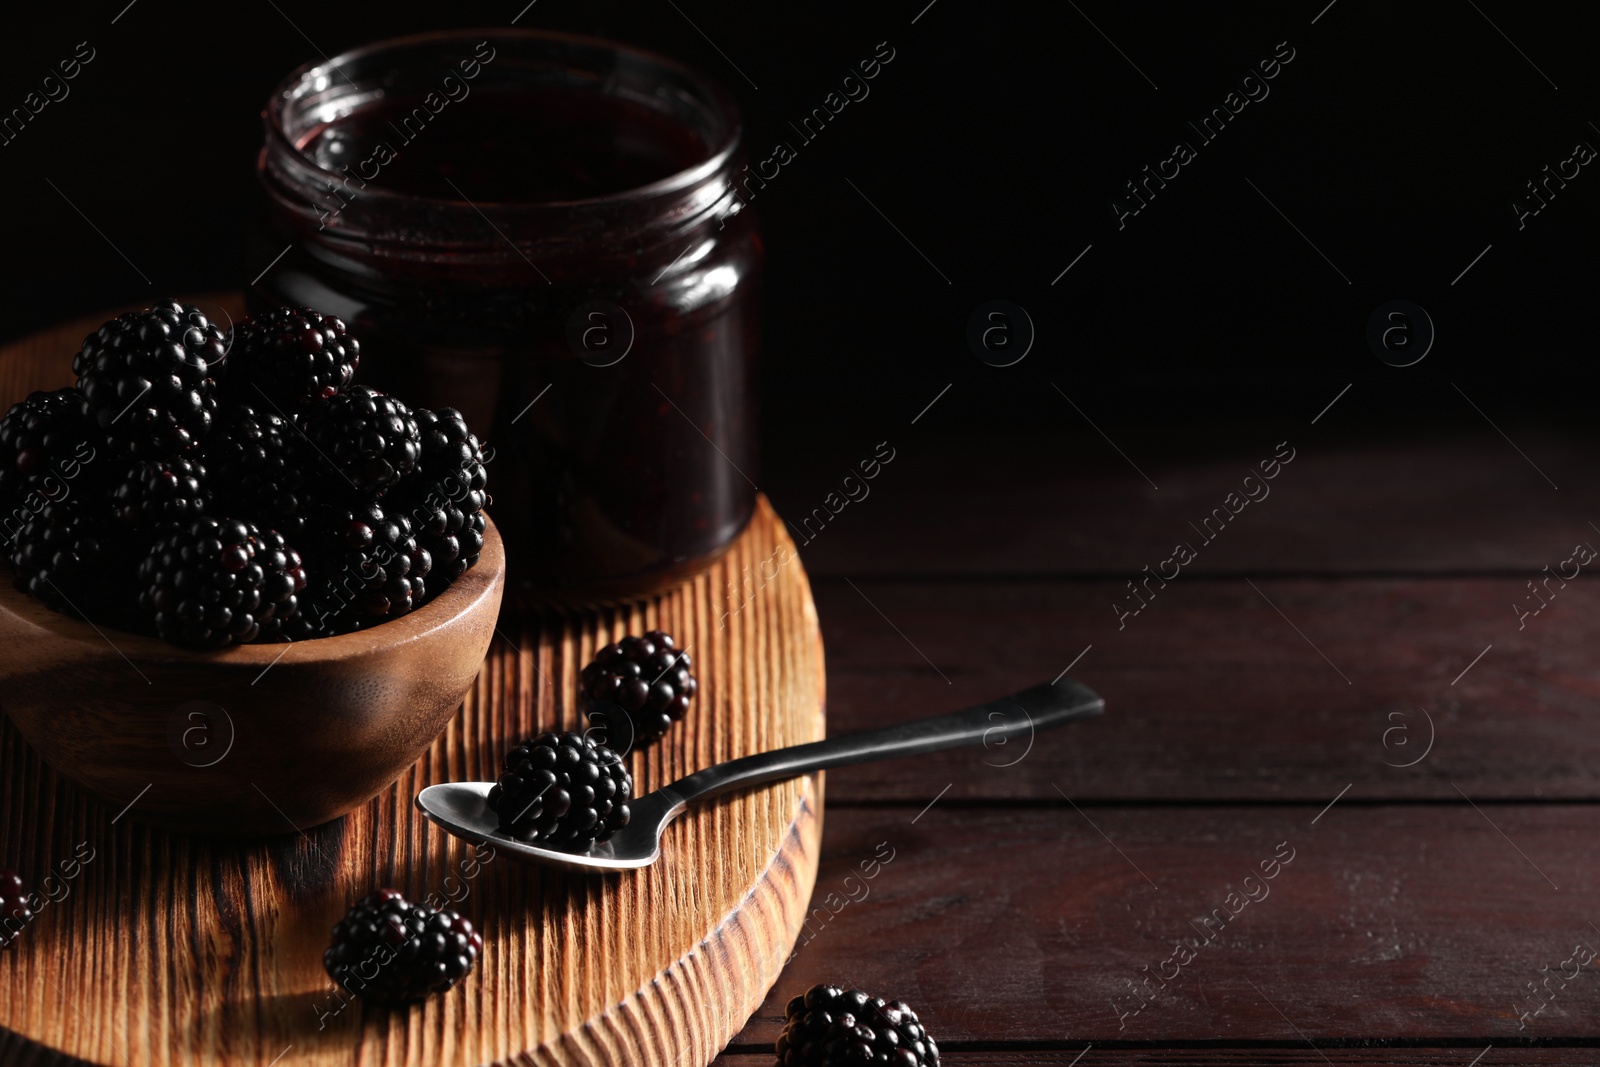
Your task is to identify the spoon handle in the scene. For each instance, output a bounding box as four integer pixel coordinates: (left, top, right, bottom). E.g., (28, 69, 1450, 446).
(663, 677, 1103, 806)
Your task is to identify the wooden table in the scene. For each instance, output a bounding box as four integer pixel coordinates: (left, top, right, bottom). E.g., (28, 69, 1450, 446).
(715, 419, 1600, 1065)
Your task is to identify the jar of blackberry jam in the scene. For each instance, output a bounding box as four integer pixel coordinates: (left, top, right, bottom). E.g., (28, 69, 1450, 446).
(257, 30, 759, 594)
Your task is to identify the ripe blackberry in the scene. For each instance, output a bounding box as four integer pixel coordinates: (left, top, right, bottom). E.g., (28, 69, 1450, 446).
(421, 509, 487, 593)
(201, 404, 311, 538)
(0, 870, 32, 951)
(393, 408, 489, 591)
(72, 300, 223, 456)
(110, 455, 209, 530)
(299, 501, 429, 631)
(222, 306, 361, 407)
(580, 631, 697, 747)
(776, 985, 941, 1067)
(136, 517, 304, 648)
(0, 389, 99, 518)
(274, 609, 342, 642)
(323, 889, 481, 1004)
(413, 408, 489, 504)
(486, 732, 632, 849)
(8, 498, 126, 621)
(299, 385, 420, 494)
(251, 529, 309, 642)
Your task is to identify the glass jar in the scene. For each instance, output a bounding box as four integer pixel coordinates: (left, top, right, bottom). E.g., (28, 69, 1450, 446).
(256, 29, 760, 595)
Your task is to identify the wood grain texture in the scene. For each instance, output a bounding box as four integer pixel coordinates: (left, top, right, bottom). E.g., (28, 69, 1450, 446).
(811, 576, 1600, 802)
(730, 805, 1598, 1046)
(767, 426, 1600, 577)
(0, 303, 828, 1066)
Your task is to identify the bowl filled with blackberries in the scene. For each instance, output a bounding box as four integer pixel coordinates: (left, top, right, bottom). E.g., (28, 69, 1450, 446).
(0, 300, 504, 837)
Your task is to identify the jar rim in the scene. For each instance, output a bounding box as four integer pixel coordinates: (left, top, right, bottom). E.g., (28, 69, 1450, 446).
(262, 27, 743, 213)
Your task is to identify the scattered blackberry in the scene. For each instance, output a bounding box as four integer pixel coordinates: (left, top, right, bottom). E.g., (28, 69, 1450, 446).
(221, 306, 361, 407)
(0, 870, 32, 951)
(299, 385, 420, 494)
(299, 501, 429, 631)
(323, 889, 481, 1004)
(0, 389, 98, 517)
(486, 732, 632, 849)
(201, 404, 311, 538)
(580, 631, 696, 747)
(72, 300, 223, 456)
(8, 498, 127, 621)
(136, 517, 304, 648)
(776, 986, 940, 1067)
(110, 456, 209, 530)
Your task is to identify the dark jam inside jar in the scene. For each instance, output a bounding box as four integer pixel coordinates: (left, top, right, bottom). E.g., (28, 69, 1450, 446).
(301, 87, 708, 202)
(258, 31, 759, 595)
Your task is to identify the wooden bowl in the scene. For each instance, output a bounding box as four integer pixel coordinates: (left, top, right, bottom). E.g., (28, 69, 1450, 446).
(0, 516, 505, 837)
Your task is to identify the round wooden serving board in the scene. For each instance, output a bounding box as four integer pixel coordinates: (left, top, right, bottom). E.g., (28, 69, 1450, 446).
(0, 299, 825, 1066)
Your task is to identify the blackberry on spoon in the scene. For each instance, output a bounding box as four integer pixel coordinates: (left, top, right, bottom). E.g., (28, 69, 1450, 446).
(486, 731, 632, 850)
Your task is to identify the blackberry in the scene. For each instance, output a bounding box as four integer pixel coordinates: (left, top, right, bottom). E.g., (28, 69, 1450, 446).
(251, 529, 309, 642)
(201, 404, 311, 539)
(110, 455, 209, 530)
(0, 870, 31, 951)
(422, 509, 487, 593)
(323, 889, 481, 1004)
(274, 610, 342, 642)
(72, 300, 223, 456)
(413, 408, 489, 503)
(393, 408, 489, 592)
(221, 306, 361, 407)
(299, 385, 420, 494)
(486, 732, 632, 849)
(776, 985, 941, 1067)
(299, 501, 429, 631)
(0, 389, 99, 518)
(136, 517, 304, 648)
(580, 631, 697, 748)
(8, 498, 127, 622)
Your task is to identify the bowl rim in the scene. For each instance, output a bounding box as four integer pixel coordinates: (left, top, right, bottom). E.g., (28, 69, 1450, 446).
(0, 513, 505, 664)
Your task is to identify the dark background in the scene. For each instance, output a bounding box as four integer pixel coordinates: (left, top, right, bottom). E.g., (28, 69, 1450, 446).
(1, 0, 1595, 460)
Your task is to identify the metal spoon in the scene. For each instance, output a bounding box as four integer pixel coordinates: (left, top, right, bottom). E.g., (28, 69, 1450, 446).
(415, 677, 1103, 872)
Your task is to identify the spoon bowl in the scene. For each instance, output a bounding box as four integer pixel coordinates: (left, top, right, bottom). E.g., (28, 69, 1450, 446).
(415, 782, 687, 871)
(417, 676, 1104, 871)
